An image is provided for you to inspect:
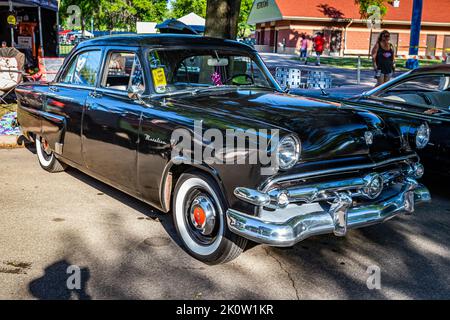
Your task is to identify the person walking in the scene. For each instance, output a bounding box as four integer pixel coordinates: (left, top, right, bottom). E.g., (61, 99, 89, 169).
(313, 32, 325, 66)
(299, 34, 309, 65)
(371, 30, 396, 86)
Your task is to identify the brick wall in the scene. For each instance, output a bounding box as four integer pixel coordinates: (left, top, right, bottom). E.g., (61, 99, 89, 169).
(256, 21, 450, 58)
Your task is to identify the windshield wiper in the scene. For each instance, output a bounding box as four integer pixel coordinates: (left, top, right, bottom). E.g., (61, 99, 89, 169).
(192, 85, 239, 94)
(240, 84, 277, 91)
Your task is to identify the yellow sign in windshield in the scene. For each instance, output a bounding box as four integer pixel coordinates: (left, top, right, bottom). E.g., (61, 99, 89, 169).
(152, 67, 167, 93)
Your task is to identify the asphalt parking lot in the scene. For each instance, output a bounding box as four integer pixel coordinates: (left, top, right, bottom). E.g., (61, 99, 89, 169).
(0, 147, 449, 299)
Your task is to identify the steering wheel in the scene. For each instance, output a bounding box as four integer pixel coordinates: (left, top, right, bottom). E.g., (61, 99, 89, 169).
(225, 73, 254, 85)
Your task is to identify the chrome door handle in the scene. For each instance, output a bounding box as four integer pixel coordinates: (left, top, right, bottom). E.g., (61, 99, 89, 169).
(88, 91, 102, 98)
(49, 86, 59, 92)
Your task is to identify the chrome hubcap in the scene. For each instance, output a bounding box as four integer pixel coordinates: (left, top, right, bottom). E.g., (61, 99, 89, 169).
(189, 195, 216, 236)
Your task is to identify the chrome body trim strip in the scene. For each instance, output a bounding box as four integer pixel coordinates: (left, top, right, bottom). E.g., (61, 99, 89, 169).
(260, 154, 418, 192)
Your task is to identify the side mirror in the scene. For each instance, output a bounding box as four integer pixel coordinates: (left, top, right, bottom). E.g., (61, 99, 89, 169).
(128, 85, 142, 100)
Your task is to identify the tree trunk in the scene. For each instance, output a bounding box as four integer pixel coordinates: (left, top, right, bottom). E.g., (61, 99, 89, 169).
(204, 0, 242, 39)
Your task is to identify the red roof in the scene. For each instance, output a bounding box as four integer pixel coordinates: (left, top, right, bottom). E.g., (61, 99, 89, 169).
(275, 0, 450, 24)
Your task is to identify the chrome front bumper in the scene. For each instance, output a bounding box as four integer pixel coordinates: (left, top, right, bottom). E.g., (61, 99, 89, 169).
(226, 161, 431, 246)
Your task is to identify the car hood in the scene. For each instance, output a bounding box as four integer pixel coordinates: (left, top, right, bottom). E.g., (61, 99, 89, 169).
(165, 89, 400, 161)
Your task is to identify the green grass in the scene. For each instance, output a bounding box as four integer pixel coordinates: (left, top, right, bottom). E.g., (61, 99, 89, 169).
(0, 103, 16, 118)
(292, 56, 443, 70)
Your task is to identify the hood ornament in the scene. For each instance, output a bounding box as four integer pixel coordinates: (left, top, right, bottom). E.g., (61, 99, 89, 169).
(364, 131, 374, 145)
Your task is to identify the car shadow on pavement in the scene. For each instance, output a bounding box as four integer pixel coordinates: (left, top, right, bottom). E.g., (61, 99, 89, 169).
(29, 260, 91, 300)
(65, 167, 183, 248)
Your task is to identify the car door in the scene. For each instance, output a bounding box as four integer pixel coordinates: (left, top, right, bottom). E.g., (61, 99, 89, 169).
(44, 48, 103, 165)
(82, 48, 145, 192)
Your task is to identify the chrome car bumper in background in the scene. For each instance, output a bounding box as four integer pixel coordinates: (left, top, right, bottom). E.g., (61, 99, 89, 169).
(226, 160, 431, 246)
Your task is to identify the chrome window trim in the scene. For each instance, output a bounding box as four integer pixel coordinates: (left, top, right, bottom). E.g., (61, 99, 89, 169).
(145, 46, 281, 96)
(54, 83, 96, 91)
(99, 48, 146, 94)
(94, 87, 128, 97)
(57, 48, 104, 87)
(260, 154, 418, 192)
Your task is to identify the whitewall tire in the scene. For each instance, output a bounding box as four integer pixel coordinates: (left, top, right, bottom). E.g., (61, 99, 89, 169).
(36, 135, 66, 173)
(173, 172, 247, 264)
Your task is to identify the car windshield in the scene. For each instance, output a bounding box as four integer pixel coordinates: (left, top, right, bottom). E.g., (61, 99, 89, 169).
(147, 48, 277, 94)
(366, 73, 450, 111)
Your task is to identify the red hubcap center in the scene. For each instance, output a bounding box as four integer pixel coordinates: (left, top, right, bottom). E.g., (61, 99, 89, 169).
(193, 207, 206, 226)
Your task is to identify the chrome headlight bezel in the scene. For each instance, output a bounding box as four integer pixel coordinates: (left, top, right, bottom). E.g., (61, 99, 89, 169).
(277, 134, 301, 170)
(415, 122, 430, 149)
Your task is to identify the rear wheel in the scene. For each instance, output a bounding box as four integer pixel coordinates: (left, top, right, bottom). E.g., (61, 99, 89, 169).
(173, 172, 247, 264)
(36, 135, 66, 173)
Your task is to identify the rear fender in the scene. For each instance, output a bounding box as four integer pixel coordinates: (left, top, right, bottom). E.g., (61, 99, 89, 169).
(40, 111, 66, 154)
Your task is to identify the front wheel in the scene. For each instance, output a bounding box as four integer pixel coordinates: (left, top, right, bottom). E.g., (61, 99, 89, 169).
(36, 135, 66, 173)
(172, 172, 247, 264)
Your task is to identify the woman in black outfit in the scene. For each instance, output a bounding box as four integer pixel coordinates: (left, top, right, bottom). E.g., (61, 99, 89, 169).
(371, 30, 396, 86)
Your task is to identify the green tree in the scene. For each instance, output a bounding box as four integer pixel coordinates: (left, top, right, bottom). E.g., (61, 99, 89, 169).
(61, 0, 168, 32)
(170, 0, 251, 37)
(59, 0, 99, 32)
(171, 0, 207, 18)
(237, 0, 254, 38)
(355, 0, 388, 18)
(132, 0, 168, 23)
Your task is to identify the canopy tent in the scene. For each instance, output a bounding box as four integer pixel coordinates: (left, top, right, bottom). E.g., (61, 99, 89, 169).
(69, 30, 94, 38)
(156, 19, 199, 35)
(177, 12, 205, 26)
(81, 30, 94, 37)
(0, 0, 58, 61)
(177, 12, 205, 34)
(0, 0, 57, 11)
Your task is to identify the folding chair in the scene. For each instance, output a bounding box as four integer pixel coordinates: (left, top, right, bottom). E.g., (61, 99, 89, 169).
(0, 48, 25, 104)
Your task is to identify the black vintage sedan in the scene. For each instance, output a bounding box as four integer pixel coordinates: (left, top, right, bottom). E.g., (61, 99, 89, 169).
(16, 34, 431, 264)
(297, 65, 450, 176)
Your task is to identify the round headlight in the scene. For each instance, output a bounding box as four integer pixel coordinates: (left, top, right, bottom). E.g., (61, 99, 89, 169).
(277, 135, 301, 170)
(415, 123, 430, 149)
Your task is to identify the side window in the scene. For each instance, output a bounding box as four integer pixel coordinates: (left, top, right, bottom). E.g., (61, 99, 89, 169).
(61, 58, 77, 83)
(102, 51, 145, 92)
(60, 50, 101, 86)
